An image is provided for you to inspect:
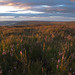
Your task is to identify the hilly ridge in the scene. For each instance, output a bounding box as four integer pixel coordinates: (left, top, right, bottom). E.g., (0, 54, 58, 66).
(0, 21, 75, 26)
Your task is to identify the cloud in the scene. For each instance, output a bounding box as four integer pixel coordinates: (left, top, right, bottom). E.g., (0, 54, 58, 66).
(0, 2, 32, 10)
(0, 5, 44, 15)
(0, 0, 75, 21)
(0, 0, 10, 2)
(0, 6, 23, 13)
(70, 0, 75, 2)
(0, 0, 75, 14)
(7, 10, 45, 14)
(0, 0, 9, 1)
(30, 4, 75, 14)
(0, 16, 75, 21)
(0, 16, 15, 19)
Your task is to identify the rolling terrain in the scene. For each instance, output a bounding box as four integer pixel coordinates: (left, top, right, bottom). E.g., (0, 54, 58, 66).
(0, 21, 75, 75)
(0, 21, 75, 26)
(0, 21, 18, 26)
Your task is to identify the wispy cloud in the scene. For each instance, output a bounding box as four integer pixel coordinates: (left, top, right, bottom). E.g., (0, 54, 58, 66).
(0, 0, 75, 21)
(70, 0, 75, 2)
(0, 16, 75, 21)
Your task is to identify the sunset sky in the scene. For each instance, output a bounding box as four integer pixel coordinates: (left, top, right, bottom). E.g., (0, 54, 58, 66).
(0, 0, 75, 21)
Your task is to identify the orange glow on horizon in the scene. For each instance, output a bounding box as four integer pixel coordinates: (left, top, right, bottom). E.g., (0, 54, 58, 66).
(8, 3, 14, 6)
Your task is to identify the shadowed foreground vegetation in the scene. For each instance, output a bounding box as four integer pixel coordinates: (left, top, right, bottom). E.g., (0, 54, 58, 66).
(0, 22, 75, 75)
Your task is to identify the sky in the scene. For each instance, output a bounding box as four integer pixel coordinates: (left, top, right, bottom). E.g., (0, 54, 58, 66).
(0, 0, 75, 21)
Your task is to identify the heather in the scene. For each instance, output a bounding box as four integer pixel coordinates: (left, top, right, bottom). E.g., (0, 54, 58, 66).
(0, 23, 75, 75)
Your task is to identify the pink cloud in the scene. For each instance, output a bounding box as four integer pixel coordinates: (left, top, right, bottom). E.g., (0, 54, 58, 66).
(70, 0, 75, 2)
(0, 2, 32, 10)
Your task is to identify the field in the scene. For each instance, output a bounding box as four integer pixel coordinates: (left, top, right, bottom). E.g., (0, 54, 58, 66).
(0, 22, 75, 75)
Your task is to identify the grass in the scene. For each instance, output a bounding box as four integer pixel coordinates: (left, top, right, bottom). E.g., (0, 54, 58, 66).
(0, 23, 75, 75)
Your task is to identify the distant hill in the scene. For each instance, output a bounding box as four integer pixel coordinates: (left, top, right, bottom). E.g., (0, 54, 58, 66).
(0, 21, 18, 26)
(12, 21, 75, 26)
(11, 21, 52, 26)
(0, 21, 75, 26)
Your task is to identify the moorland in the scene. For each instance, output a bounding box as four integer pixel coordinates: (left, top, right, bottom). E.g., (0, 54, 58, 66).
(0, 21, 75, 75)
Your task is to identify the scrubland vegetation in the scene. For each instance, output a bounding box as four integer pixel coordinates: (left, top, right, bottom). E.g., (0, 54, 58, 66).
(0, 22, 75, 75)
